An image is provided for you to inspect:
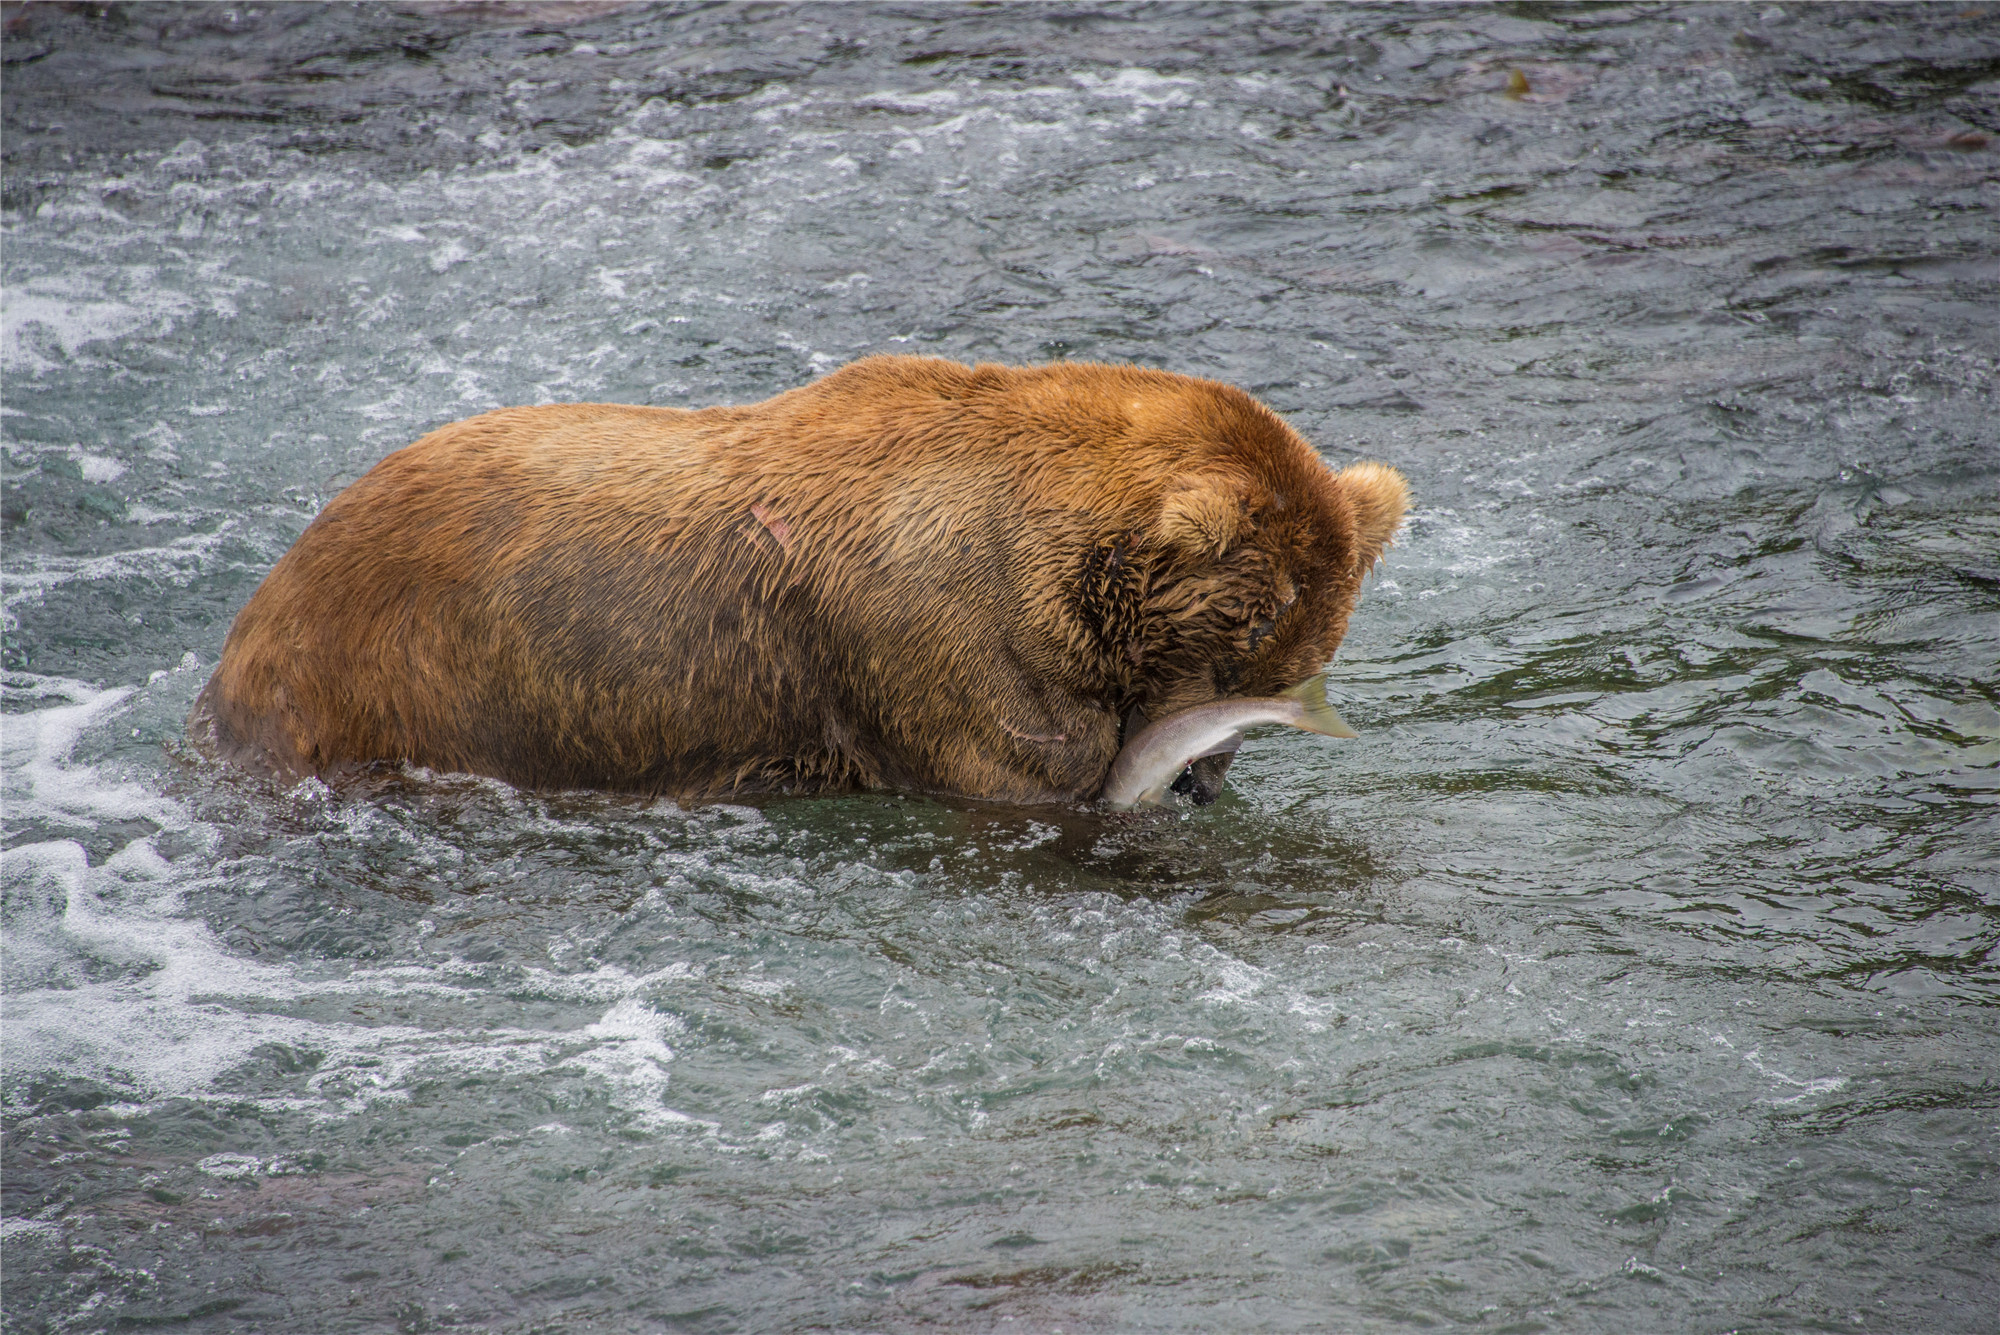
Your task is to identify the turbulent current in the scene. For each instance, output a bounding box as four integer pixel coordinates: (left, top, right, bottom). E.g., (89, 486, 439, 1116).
(3, 4, 1996, 1331)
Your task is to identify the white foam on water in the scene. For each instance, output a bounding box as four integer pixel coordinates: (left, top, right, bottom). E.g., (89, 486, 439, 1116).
(571, 996, 682, 1125)
(858, 88, 964, 113)
(1073, 68, 1201, 108)
(0, 526, 247, 634)
(1406, 507, 1529, 578)
(122, 502, 195, 526)
(1744, 1049, 1848, 1104)
(0, 1218, 62, 1245)
(3, 831, 701, 1124)
(1, 677, 170, 830)
(5, 831, 433, 1114)
(0, 271, 200, 376)
(194, 1152, 264, 1180)
(1191, 942, 1276, 1007)
(0, 687, 699, 1129)
(72, 451, 128, 484)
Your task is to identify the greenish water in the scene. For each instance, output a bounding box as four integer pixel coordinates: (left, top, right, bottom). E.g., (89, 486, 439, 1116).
(4, 4, 1996, 1331)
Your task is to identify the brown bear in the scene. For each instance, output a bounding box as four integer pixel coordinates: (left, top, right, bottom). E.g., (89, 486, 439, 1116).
(189, 356, 1408, 805)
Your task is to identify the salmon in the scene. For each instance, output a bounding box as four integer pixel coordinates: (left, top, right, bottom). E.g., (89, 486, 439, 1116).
(1099, 673, 1358, 809)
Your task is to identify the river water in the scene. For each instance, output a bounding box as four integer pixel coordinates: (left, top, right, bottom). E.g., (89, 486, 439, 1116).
(3, 4, 1996, 1331)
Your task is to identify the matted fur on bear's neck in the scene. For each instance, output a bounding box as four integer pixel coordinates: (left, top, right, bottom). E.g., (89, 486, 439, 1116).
(188, 355, 1409, 804)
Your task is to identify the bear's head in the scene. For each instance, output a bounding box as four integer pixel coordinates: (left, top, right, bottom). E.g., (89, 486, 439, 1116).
(1060, 374, 1408, 802)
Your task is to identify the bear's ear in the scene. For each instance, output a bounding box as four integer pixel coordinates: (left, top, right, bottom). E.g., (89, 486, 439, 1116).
(1153, 474, 1251, 562)
(1336, 461, 1410, 573)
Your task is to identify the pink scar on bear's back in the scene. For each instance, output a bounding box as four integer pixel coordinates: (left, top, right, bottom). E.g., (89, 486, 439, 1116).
(748, 501, 793, 553)
(999, 719, 1070, 745)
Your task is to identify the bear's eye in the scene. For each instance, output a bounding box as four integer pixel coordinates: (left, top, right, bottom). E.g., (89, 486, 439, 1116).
(1244, 589, 1296, 653)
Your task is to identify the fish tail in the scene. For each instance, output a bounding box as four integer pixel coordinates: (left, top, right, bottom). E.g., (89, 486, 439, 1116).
(1283, 673, 1359, 738)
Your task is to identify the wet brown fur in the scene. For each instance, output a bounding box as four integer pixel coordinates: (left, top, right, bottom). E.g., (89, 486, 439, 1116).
(189, 356, 1409, 803)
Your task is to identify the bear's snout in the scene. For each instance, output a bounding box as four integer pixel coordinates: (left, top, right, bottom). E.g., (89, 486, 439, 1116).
(1171, 751, 1235, 806)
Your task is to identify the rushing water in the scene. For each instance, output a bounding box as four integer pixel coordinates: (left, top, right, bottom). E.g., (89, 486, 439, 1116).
(4, 3, 1997, 1331)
